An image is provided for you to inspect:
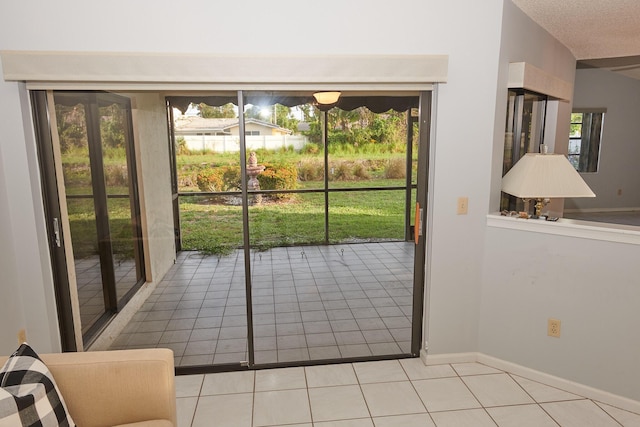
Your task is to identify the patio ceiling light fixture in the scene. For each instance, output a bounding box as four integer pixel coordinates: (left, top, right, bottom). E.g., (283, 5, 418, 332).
(313, 91, 341, 105)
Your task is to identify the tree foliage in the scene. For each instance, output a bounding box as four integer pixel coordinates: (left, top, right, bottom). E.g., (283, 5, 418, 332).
(56, 104, 87, 152)
(299, 105, 409, 150)
(99, 104, 126, 149)
(199, 102, 236, 118)
(56, 103, 128, 153)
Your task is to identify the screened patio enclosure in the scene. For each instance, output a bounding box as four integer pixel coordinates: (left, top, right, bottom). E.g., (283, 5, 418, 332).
(167, 92, 423, 251)
(126, 90, 432, 370)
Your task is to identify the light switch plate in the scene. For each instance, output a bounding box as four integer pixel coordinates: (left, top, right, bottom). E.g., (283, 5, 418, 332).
(457, 197, 468, 215)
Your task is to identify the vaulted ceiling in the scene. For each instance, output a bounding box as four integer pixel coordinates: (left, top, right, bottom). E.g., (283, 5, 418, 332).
(512, 0, 640, 79)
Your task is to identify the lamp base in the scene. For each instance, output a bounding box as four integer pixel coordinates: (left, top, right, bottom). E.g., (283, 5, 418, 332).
(523, 198, 548, 219)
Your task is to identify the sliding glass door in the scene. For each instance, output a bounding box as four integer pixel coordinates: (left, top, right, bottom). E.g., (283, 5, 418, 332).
(36, 91, 145, 346)
(166, 91, 430, 369)
(36, 88, 430, 367)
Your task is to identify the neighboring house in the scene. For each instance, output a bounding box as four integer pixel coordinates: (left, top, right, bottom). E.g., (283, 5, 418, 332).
(174, 116, 304, 152)
(174, 116, 292, 137)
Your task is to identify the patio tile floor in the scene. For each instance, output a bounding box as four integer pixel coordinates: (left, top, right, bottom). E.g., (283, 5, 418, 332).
(109, 242, 415, 368)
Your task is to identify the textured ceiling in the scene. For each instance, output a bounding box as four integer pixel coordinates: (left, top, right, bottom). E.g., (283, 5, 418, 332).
(512, 0, 640, 79)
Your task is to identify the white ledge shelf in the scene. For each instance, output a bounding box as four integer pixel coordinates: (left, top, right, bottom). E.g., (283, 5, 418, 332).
(487, 213, 640, 246)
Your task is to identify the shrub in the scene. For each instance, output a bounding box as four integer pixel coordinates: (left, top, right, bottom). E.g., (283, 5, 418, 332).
(176, 136, 190, 155)
(277, 145, 295, 154)
(331, 161, 354, 181)
(300, 142, 320, 155)
(384, 158, 406, 179)
(221, 166, 241, 190)
(178, 165, 198, 189)
(298, 159, 324, 181)
(196, 167, 224, 192)
(195, 166, 241, 192)
(353, 161, 371, 180)
(104, 164, 128, 186)
(258, 163, 298, 200)
(327, 160, 372, 181)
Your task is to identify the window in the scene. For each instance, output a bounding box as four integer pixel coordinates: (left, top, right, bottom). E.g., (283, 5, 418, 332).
(245, 130, 260, 136)
(568, 110, 604, 172)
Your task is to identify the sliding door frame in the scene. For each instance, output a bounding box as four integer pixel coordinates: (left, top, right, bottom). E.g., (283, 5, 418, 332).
(33, 90, 146, 348)
(31, 90, 78, 352)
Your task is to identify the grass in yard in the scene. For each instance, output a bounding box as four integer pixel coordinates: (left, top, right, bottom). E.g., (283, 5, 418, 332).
(66, 197, 137, 260)
(179, 183, 415, 254)
(62, 147, 419, 257)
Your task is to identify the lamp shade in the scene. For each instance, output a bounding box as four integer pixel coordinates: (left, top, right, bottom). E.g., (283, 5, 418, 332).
(502, 153, 596, 199)
(313, 91, 341, 104)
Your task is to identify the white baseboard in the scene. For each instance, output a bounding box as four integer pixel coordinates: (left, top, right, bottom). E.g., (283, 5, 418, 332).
(418, 352, 640, 415)
(422, 351, 477, 365)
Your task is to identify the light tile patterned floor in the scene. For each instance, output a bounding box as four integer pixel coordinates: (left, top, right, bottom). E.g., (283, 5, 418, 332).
(109, 242, 415, 367)
(175, 360, 640, 427)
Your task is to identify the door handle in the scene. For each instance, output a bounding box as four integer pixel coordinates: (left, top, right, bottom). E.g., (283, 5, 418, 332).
(53, 218, 61, 248)
(414, 203, 423, 244)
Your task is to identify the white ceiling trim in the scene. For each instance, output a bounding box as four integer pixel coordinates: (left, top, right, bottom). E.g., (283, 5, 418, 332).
(0, 51, 448, 91)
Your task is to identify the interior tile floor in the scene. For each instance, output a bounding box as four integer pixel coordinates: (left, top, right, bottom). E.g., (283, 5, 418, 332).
(175, 359, 640, 427)
(109, 242, 415, 367)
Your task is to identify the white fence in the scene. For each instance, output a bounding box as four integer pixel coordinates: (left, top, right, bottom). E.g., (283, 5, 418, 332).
(182, 135, 308, 153)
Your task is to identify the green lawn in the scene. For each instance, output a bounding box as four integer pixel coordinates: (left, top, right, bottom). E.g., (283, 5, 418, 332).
(179, 179, 416, 254)
(66, 197, 136, 259)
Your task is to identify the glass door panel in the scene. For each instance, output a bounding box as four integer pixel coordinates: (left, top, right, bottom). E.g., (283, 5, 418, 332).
(55, 100, 107, 335)
(171, 95, 249, 367)
(242, 93, 326, 365)
(176, 97, 245, 254)
(244, 93, 421, 365)
(99, 101, 142, 301)
(53, 92, 144, 342)
(325, 102, 416, 359)
(107, 197, 138, 300)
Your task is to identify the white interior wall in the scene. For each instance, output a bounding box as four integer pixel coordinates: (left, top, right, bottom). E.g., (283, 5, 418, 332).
(0, 0, 507, 357)
(566, 68, 640, 211)
(480, 225, 640, 401)
(0, 74, 61, 354)
(420, 2, 505, 353)
(478, 1, 640, 402)
(0, 122, 27, 355)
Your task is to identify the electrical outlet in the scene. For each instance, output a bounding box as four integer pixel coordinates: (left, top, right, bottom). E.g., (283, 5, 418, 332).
(547, 318, 561, 338)
(617, 188, 623, 196)
(17, 329, 27, 344)
(457, 197, 469, 215)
